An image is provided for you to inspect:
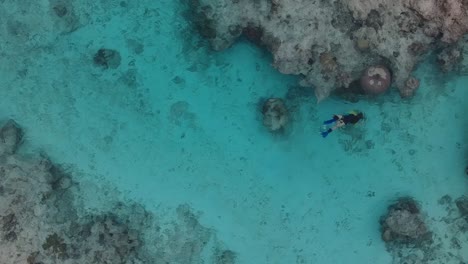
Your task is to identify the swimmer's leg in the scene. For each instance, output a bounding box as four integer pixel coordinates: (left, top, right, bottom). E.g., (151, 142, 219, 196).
(323, 115, 340, 125)
(323, 119, 336, 125)
(321, 128, 332, 138)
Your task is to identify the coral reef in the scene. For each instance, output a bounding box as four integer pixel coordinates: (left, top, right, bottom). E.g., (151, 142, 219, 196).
(93, 48, 122, 69)
(456, 196, 468, 217)
(381, 196, 468, 263)
(215, 250, 237, 264)
(0, 119, 23, 156)
(380, 197, 430, 244)
(49, 0, 81, 33)
(189, 0, 468, 101)
(401, 76, 420, 98)
(407, 0, 468, 43)
(261, 98, 289, 132)
(360, 65, 391, 95)
(437, 44, 464, 73)
(0, 119, 235, 263)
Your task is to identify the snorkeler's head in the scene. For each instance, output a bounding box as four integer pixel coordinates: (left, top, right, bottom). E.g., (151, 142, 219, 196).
(357, 112, 364, 120)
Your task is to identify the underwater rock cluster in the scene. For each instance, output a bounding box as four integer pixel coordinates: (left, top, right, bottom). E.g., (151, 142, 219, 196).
(0, 120, 23, 156)
(0, 119, 235, 264)
(380, 197, 430, 244)
(360, 65, 391, 95)
(261, 98, 289, 132)
(93, 48, 122, 69)
(456, 196, 468, 217)
(189, 0, 468, 101)
(380, 196, 468, 263)
(437, 44, 464, 73)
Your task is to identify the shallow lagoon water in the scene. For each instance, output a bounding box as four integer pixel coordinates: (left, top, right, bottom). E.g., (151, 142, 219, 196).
(0, 0, 467, 263)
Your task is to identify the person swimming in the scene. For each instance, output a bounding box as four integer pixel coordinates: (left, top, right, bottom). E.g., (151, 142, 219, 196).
(321, 111, 364, 138)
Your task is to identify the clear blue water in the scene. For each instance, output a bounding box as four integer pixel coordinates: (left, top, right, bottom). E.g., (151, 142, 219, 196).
(0, 0, 467, 263)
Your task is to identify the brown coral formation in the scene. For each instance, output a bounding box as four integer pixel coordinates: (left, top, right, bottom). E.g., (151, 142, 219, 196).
(190, 0, 468, 101)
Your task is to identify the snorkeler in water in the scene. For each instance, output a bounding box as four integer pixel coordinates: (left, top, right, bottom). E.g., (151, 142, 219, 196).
(321, 111, 364, 138)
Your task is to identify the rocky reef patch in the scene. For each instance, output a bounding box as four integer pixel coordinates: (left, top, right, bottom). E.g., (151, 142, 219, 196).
(380, 196, 468, 263)
(189, 0, 468, 101)
(0, 119, 235, 264)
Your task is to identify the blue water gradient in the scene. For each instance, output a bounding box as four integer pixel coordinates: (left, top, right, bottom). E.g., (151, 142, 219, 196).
(0, 0, 466, 263)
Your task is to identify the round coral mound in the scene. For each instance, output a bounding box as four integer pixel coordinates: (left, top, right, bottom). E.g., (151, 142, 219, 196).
(400, 77, 420, 98)
(261, 98, 288, 132)
(360, 65, 391, 95)
(380, 197, 430, 244)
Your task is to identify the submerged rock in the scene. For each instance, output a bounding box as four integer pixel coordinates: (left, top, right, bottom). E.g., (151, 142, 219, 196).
(49, 0, 82, 33)
(190, 0, 468, 101)
(0, 119, 236, 264)
(52, 4, 68, 18)
(455, 196, 468, 217)
(360, 65, 391, 95)
(261, 98, 288, 132)
(93, 48, 121, 69)
(42, 233, 68, 259)
(401, 76, 420, 98)
(372, 193, 468, 263)
(0, 119, 23, 156)
(380, 197, 430, 244)
(216, 249, 237, 264)
(1, 213, 18, 242)
(437, 45, 463, 73)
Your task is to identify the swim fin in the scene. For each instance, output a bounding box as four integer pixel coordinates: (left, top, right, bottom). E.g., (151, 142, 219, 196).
(321, 129, 332, 138)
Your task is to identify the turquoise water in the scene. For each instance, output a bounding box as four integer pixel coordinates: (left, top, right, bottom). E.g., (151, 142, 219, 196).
(0, 0, 467, 263)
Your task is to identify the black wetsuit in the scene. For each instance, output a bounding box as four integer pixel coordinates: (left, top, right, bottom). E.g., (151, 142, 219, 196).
(342, 113, 362, 124)
(322, 112, 363, 137)
(334, 113, 362, 125)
